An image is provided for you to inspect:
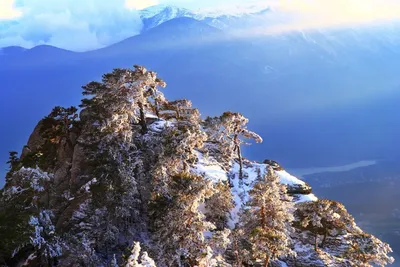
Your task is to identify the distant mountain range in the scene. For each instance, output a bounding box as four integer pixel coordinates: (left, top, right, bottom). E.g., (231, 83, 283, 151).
(137, 4, 274, 32)
(1, 10, 400, 186)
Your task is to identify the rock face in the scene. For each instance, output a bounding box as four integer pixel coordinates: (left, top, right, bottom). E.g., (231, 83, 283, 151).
(27, 121, 46, 152)
(69, 144, 87, 191)
(287, 182, 313, 195)
(21, 120, 46, 158)
(263, 159, 284, 171)
(264, 159, 312, 194)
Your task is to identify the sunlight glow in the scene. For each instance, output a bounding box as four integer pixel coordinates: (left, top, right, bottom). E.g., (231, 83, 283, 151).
(274, 0, 400, 31)
(0, 0, 22, 20)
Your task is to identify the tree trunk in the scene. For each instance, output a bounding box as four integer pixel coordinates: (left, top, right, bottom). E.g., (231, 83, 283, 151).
(138, 102, 148, 134)
(261, 205, 266, 228)
(155, 99, 160, 118)
(235, 135, 243, 179)
(314, 234, 319, 251)
(233, 238, 242, 267)
(264, 256, 270, 267)
(321, 232, 328, 248)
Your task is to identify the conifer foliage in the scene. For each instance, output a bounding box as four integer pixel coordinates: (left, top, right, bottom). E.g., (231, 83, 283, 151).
(345, 233, 395, 266)
(151, 173, 216, 266)
(237, 167, 294, 266)
(125, 242, 156, 267)
(294, 199, 355, 251)
(204, 112, 262, 178)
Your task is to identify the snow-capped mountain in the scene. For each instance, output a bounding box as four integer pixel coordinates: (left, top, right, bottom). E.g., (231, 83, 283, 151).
(139, 5, 198, 31)
(138, 3, 273, 32)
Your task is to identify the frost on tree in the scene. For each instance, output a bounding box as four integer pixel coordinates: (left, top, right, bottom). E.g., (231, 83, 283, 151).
(205, 182, 234, 230)
(237, 167, 294, 266)
(29, 210, 63, 266)
(125, 242, 156, 267)
(0, 167, 53, 261)
(77, 65, 167, 255)
(345, 233, 395, 267)
(294, 199, 356, 251)
(203, 112, 262, 178)
(151, 173, 218, 266)
(152, 99, 206, 194)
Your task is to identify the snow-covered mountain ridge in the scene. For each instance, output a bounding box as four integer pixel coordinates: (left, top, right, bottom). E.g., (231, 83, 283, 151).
(0, 65, 394, 266)
(138, 2, 271, 20)
(138, 3, 273, 31)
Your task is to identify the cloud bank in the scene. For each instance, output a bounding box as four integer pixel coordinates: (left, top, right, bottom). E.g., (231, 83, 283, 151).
(0, 0, 145, 51)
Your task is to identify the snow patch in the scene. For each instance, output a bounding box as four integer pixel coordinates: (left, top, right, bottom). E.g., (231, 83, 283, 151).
(193, 152, 228, 183)
(295, 193, 318, 203)
(276, 170, 306, 187)
(148, 119, 174, 133)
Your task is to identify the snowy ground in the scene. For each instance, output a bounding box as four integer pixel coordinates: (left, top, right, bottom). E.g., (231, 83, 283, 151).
(191, 152, 318, 229)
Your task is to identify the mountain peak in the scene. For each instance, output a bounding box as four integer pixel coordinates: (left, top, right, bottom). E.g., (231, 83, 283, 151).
(140, 5, 198, 32)
(139, 4, 194, 19)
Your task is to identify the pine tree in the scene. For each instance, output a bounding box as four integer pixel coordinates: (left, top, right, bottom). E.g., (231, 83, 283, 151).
(205, 181, 234, 230)
(40, 106, 79, 144)
(125, 242, 156, 267)
(345, 233, 394, 267)
(5, 151, 19, 185)
(151, 173, 215, 266)
(294, 199, 355, 251)
(29, 210, 63, 266)
(0, 168, 54, 263)
(78, 66, 161, 255)
(152, 100, 206, 194)
(161, 99, 193, 120)
(204, 112, 262, 178)
(239, 167, 294, 266)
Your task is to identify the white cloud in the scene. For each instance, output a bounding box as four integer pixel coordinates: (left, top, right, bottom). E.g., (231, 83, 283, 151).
(0, 0, 144, 51)
(0, 0, 22, 20)
(125, 0, 159, 10)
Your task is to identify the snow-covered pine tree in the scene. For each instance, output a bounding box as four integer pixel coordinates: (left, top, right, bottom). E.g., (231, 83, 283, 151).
(78, 66, 167, 257)
(125, 242, 156, 267)
(294, 199, 357, 251)
(161, 99, 192, 121)
(344, 233, 394, 267)
(0, 167, 55, 264)
(151, 172, 215, 266)
(203, 112, 262, 178)
(151, 99, 206, 194)
(238, 166, 294, 266)
(205, 181, 234, 231)
(202, 116, 230, 168)
(29, 209, 63, 266)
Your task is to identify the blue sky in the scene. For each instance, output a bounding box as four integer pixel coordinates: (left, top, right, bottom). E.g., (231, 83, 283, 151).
(1, 0, 400, 51)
